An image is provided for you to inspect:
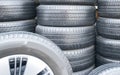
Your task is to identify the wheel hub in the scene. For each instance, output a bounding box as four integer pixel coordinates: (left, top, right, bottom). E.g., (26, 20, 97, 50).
(0, 54, 54, 75)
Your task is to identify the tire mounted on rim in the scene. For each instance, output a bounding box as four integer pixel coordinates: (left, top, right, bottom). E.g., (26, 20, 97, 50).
(0, 31, 72, 75)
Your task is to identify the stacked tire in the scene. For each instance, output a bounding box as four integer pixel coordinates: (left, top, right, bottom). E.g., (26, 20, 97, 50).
(96, 0, 120, 66)
(89, 63, 120, 75)
(36, 0, 96, 75)
(0, 0, 36, 33)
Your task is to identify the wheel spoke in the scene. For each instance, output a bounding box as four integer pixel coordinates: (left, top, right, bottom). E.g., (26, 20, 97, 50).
(0, 57, 11, 75)
(24, 56, 47, 75)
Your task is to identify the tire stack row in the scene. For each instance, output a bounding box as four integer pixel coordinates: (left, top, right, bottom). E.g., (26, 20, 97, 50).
(36, 0, 96, 75)
(96, 0, 120, 66)
(0, 0, 36, 33)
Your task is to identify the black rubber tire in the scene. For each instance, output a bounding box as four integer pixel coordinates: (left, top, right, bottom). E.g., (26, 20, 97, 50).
(64, 46, 95, 72)
(0, 31, 72, 75)
(98, 0, 120, 6)
(64, 46, 95, 61)
(36, 25, 95, 50)
(0, 19, 36, 33)
(71, 55, 94, 72)
(0, 0, 36, 21)
(89, 63, 120, 75)
(96, 36, 120, 60)
(97, 17, 120, 39)
(37, 5, 96, 27)
(73, 65, 95, 75)
(96, 55, 120, 67)
(39, 0, 96, 5)
(98, 0, 120, 18)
